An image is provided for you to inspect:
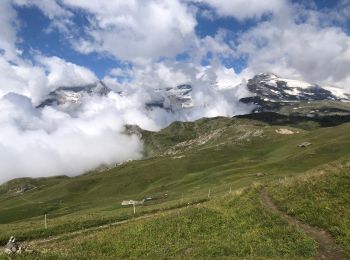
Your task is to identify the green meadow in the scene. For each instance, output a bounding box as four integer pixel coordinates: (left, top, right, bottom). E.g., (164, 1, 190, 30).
(1, 112, 350, 258)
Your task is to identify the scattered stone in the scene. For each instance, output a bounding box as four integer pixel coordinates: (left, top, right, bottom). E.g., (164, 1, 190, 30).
(3, 236, 30, 255)
(298, 142, 312, 148)
(15, 183, 37, 193)
(17, 247, 22, 254)
(256, 172, 265, 177)
(4, 248, 12, 255)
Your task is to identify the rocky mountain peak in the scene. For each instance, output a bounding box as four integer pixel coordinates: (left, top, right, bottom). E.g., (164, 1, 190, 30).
(240, 73, 350, 112)
(37, 81, 111, 108)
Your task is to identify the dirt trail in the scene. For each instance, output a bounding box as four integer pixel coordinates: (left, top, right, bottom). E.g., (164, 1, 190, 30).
(0, 213, 159, 254)
(0, 201, 202, 251)
(261, 189, 346, 260)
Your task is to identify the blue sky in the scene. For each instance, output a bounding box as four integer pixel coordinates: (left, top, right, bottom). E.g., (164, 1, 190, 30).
(16, 5, 121, 78)
(11, 0, 349, 80)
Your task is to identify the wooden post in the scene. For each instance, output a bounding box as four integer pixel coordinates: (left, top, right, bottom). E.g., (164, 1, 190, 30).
(44, 213, 47, 229)
(229, 186, 232, 193)
(133, 203, 136, 215)
(208, 189, 211, 199)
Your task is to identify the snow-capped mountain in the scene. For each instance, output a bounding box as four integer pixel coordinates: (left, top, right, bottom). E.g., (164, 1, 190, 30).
(146, 84, 194, 111)
(38, 81, 111, 108)
(38, 80, 193, 112)
(240, 73, 350, 111)
(37, 73, 350, 114)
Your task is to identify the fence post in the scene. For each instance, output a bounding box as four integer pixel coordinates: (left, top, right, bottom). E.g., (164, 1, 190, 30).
(44, 213, 47, 229)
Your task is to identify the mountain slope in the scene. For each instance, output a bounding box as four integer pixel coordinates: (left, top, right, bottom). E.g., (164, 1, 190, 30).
(37, 81, 111, 108)
(36, 73, 350, 117)
(240, 73, 350, 112)
(1, 113, 350, 258)
(2, 114, 350, 239)
(269, 160, 350, 258)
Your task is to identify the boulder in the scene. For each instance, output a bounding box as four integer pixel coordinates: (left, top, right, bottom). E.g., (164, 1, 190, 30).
(4, 248, 12, 255)
(3, 236, 26, 255)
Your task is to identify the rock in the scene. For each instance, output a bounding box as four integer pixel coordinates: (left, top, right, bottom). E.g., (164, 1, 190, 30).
(4, 248, 12, 255)
(3, 236, 27, 255)
(16, 247, 22, 254)
(256, 172, 265, 177)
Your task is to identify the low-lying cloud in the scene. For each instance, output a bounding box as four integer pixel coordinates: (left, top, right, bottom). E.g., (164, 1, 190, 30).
(0, 92, 143, 183)
(0, 55, 251, 184)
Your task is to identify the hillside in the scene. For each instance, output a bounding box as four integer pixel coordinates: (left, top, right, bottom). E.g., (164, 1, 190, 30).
(26, 161, 350, 259)
(268, 160, 350, 258)
(5, 160, 350, 259)
(1, 112, 350, 258)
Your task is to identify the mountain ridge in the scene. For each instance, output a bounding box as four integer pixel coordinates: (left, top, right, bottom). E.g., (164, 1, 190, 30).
(240, 73, 350, 112)
(37, 73, 350, 114)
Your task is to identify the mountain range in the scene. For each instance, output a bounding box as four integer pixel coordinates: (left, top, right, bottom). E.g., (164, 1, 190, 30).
(37, 73, 350, 114)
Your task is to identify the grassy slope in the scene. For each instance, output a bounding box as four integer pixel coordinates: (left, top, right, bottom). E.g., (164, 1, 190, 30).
(22, 188, 316, 259)
(0, 114, 350, 257)
(268, 159, 350, 257)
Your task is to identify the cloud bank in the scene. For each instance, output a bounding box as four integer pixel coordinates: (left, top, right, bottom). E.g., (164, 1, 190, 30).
(0, 57, 250, 183)
(0, 93, 143, 181)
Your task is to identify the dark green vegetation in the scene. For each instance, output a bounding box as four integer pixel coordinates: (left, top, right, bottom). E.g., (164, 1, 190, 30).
(278, 100, 350, 117)
(1, 106, 350, 258)
(269, 160, 350, 257)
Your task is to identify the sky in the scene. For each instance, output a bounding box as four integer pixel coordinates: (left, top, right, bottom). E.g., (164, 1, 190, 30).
(1, 0, 350, 183)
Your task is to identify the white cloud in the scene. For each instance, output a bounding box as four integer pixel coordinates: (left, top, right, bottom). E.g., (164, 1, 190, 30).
(195, 0, 287, 21)
(0, 56, 48, 104)
(236, 4, 350, 90)
(0, 0, 19, 60)
(14, 0, 72, 19)
(104, 60, 252, 126)
(13, 0, 73, 33)
(0, 92, 143, 183)
(37, 56, 98, 89)
(59, 0, 197, 63)
(0, 55, 98, 105)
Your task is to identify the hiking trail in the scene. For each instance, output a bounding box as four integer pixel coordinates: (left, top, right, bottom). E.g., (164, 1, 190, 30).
(261, 188, 346, 260)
